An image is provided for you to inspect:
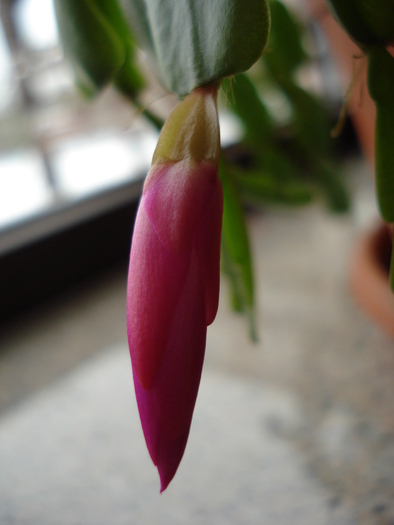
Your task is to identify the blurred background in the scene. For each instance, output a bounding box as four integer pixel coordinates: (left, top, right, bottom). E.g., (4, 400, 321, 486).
(0, 0, 393, 524)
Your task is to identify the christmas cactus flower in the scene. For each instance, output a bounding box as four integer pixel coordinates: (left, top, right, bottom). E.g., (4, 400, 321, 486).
(126, 85, 222, 491)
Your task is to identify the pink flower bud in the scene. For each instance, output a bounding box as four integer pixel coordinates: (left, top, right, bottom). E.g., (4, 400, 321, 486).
(127, 86, 222, 491)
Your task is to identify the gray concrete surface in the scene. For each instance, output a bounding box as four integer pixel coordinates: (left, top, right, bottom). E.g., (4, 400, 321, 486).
(0, 349, 353, 525)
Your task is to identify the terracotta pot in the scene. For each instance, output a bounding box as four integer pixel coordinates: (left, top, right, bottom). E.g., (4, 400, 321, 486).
(349, 223, 394, 338)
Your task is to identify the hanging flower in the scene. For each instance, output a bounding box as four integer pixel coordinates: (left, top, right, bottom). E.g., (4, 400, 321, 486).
(127, 86, 222, 491)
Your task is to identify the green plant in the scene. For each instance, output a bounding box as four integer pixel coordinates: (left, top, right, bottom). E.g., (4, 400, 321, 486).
(324, 0, 394, 290)
(54, 0, 353, 490)
(54, 1, 350, 336)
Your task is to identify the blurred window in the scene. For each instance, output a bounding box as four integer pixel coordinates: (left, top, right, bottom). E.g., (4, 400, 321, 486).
(12, 0, 58, 50)
(0, 0, 247, 241)
(0, 18, 17, 113)
(0, 149, 54, 227)
(0, 0, 158, 243)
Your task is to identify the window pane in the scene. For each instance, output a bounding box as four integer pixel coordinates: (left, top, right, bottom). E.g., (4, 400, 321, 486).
(12, 0, 58, 50)
(0, 149, 55, 228)
(51, 127, 158, 199)
(0, 20, 18, 114)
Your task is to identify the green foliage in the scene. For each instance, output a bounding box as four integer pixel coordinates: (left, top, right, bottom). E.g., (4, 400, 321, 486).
(265, 0, 307, 77)
(228, 73, 274, 143)
(325, 0, 380, 46)
(54, 0, 145, 98)
(54, 0, 164, 128)
(121, 0, 271, 95)
(325, 0, 394, 47)
(97, 0, 146, 98)
(224, 144, 314, 208)
(324, 0, 394, 289)
(220, 160, 257, 341)
(280, 81, 331, 158)
(217, 0, 352, 330)
(54, 0, 126, 94)
(367, 47, 394, 224)
(391, 230, 394, 294)
(307, 161, 351, 213)
(358, 0, 394, 44)
(233, 168, 313, 207)
(223, 0, 350, 216)
(367, 45, 394, 292)
(54, 0, 356, 336)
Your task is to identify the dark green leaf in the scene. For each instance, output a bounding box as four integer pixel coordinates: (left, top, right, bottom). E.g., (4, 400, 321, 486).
(228, 73, 274, 143)
(220, 239, 244, 313)
(265, 0, 307, 77)
(220, 159, 257, 340)
(253, 145, 305, 183)
(282, 80, 332, 158)
(326, 0, 394, 46)
(92, 0, 145, 97)
(54, 0, 126, 93)
(121, 0, 271, 95)
(233, 168, 313, 206)
(310, 162, 350, 213)
(390, 230, 394, 294)
(367, 48, 394, 223)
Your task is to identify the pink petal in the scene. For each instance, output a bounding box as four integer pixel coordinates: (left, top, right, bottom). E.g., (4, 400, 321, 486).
(133, 247, 207, 492)
(127, 198, 191, 389)
(144, 161, 218, 254)
(195, 177, 223, 325)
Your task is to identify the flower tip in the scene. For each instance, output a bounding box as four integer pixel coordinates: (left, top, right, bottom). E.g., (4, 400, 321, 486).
(155, 433, 190, 493)
(158, 466, 175, 493)
(159, 480, 167, 494)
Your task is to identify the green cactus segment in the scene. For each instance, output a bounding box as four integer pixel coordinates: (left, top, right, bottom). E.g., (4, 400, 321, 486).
(94, 0, 136, 45)
(325, 0, 379, 46)
(113, 59, 145, 100)
(266, 0, 307, 77)
(220, 239, 244, 313)
(91, 0, 145, 97)
(372, 108, 394, 223)
(228, 74, 274, 143)
(120, 0, 155, 56)
(231, 166, 312, 207)
(391, 229, 394, 293)
(121, 0, 271, 96)
(367, 46, 394, 101)
(54, 0, 145, 98)
(219, 160, 257, 341)
(325, 0, 394, 47)
(356, 0, 394, 44)
(54, 0, 126, 94)
(367, 47, 394, 223)
(282, 81, 332, 158)
(240, 174, 312, 206)
(311, 162, 351, 213)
